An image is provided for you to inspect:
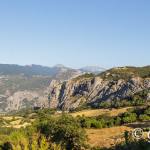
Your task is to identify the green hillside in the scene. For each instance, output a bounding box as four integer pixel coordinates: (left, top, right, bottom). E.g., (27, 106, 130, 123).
(98, 66, 150, 81)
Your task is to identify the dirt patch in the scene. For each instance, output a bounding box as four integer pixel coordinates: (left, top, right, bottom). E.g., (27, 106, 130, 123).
(3, 117, 23, 120)
(87, 126, 132, 148)
(10, 119, 22, 125)
(28, 113, 36, 117)
(30, 119, 35, 122)
(2, 122, 31, 128)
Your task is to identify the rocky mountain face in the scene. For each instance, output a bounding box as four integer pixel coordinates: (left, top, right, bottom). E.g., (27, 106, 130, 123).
(48, 66, 150, 110)
(0, 69, 84, 113)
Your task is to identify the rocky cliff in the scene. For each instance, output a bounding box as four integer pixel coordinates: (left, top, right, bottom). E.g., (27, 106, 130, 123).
(0, 69, 84, 113)
(48, 66, 150, 110)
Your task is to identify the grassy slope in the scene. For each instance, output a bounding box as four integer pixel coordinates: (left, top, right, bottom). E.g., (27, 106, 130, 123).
(71, 107, 133, 117)
(71, 105, 150, 148)
(72, 66, 150, 83)
(98, 66, 150, 81)
(0, 75, 52, 94)
(87, 120, 150, 148)
(1, 116, 31, 128)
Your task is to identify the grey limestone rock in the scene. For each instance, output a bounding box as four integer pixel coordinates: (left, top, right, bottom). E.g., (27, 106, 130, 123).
(48, 77, 150, 110)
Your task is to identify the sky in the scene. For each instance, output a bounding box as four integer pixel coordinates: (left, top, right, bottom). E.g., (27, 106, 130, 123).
(0, 0, 150, 69)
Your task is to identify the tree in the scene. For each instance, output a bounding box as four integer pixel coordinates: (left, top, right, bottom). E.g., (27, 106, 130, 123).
(123, 113, 137, 123)
(91, 121, 102, 128)
(144, 107, 150, 115)
(114, 117, 121, 126)
(139, 114, 150, 121)
(34, 112, 88, 150)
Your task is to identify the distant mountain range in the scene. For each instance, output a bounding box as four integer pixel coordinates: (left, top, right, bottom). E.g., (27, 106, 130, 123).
(79, 66, 105, 75)
(0, 64, 105, 76)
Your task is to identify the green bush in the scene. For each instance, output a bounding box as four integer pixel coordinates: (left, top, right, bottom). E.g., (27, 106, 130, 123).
(139, 114, 150, 121)
(91, 121, 102, 128)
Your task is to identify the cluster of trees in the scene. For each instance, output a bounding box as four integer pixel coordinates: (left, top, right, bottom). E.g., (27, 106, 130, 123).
(77, 114, 118, 129)
(76, 105, 150, 129)
(34, 112, 89, 149)
(92, 89, 149, 109)
(70, 89, 149, 113)
(0, 111, 89, 150)
(70, 101, 91, 113)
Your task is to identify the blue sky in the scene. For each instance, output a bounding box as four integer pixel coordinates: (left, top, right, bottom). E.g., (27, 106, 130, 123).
(0, 0, 150, 69)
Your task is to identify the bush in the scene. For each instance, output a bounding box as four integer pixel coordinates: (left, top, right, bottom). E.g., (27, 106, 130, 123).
(139, 114, 150, 121)
(91, 121, 102, 128)
(122, 113, 137, 123)
(34, 112, 88, 150)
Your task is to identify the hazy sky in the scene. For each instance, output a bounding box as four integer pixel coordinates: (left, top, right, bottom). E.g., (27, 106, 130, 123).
(0, 0, 150, 69)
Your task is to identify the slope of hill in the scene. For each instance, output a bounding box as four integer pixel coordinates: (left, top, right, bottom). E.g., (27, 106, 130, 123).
(0, 69, 84, 113)
(48, 66, 150, 110)
(98, 66, 150, 81)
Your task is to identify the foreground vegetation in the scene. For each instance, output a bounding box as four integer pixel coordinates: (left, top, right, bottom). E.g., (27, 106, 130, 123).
(0, 112, 89, 150)
(1, 103, 150, 149)
(0, 87, 150, 149)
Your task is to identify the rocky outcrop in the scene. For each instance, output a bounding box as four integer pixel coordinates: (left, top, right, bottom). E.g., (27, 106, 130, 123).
(6, 89, 48, 112)
(48, 77, 150, 110)
(0, 69, 84, 113)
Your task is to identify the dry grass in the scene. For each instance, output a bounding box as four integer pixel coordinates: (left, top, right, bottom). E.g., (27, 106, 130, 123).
(87, 120, 150, 148)
(3, 117, 13, 120)
(87, 126, 132, 148)
(28, 113, 36, 117)
(14, 117, 23, 119)
(3, 116, 23, 120)
(71, 107, 132, 117)
(30, 119, 35, 122)
(13, 122, 31, 128)
(10, 119, 22, 125)
(2, 122, 31, 128)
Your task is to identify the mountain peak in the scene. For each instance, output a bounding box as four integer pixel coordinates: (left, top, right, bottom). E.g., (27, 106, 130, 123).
(81, 66, 105, 72)
(51, 64, 66, 68)
(79, 66, 105, 75)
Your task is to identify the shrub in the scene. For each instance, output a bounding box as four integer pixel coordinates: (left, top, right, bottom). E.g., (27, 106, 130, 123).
(139, 114, 150, 121)
(91, 121, 102, 128)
